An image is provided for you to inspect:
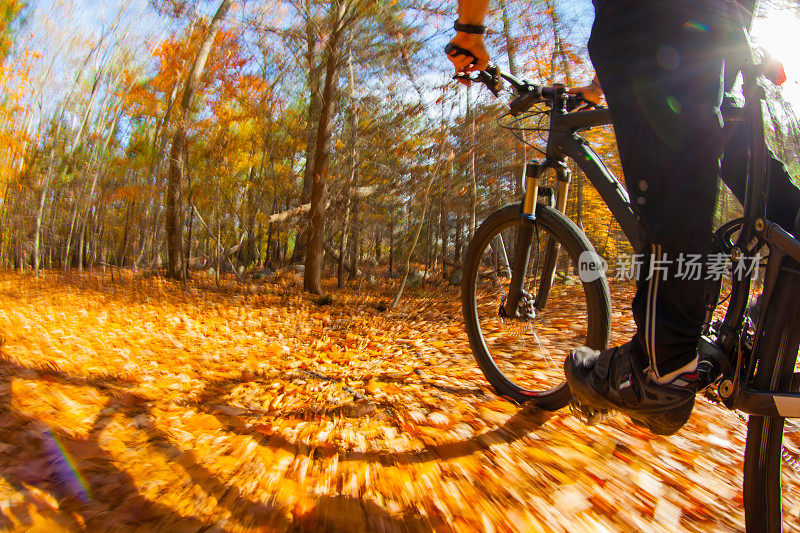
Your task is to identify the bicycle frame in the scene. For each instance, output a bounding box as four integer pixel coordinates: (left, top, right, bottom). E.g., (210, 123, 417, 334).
(504, 68, 800, 419)
(502, 101, 640, 317)
(536, 105, 642, 251)
(709, 11, 800, 418)
(735, 219, 800, 417)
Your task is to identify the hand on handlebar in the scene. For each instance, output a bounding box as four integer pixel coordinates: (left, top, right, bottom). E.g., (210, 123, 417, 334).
(446, 34, 490, 73)
(567, 76, 604, 108)
(447, 56, 604, 115)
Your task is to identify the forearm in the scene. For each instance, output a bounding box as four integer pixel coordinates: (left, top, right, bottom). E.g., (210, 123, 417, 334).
(458, 0, 490, 25)
(448, 0, 491, 72)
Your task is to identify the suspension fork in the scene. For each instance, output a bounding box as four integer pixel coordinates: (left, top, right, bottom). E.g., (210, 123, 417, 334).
(536, 162, 572, 310)
(503, 160, 571, 317)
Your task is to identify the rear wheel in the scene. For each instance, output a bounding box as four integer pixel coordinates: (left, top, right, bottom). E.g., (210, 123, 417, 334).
(744, 259, 800, 532)
(461, 203, 612, 409)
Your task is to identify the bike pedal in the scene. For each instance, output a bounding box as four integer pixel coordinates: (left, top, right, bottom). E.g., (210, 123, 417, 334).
(702, 387, 722, 404)
(569, 400, 610, 426)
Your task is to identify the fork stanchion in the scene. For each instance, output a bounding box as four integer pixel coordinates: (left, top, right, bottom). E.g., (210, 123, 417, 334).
(522, 162, 541, 223)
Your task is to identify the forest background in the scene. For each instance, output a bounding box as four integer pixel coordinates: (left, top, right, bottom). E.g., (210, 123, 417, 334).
(0, 0, 799, 296)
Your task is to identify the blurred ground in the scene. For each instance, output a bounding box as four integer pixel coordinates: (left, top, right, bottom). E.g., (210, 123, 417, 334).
(0, 271, 795, 532)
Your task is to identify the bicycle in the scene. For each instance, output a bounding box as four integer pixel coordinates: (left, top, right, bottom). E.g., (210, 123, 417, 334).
(448, 7, 800, 530)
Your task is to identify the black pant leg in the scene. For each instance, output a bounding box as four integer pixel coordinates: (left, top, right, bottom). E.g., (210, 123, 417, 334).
(589, 0, 728, 378)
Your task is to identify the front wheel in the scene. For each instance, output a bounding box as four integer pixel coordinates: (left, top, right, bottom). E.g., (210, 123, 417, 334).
(461, 203, 612, 409)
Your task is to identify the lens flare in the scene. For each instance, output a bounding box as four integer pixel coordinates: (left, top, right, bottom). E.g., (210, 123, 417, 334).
(41, 428, 92, 502)
(666, 96, 682, 114)
(751, 8, 800, 109)
(684, 20, 709, 33)
(657, 46, 680, 71)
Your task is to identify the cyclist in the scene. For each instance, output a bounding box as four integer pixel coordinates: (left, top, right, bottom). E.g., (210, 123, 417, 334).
(448, 0, 800, 435)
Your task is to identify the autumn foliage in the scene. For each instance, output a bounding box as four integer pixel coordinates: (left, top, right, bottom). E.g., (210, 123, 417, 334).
(0, 272, 764, 530)
(0, 1, 798, 529)
(0, 0, 28, 193)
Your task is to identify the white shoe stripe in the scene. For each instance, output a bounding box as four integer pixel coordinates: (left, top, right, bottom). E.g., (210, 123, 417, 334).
(651, 356, 699, 385)
(645, 243, 700, 385)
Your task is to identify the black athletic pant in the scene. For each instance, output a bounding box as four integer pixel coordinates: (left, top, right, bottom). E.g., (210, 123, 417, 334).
(589, 0, 800, 379)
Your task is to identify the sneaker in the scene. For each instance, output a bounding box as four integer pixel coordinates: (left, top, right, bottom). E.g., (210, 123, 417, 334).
(564, 342, 697, 436)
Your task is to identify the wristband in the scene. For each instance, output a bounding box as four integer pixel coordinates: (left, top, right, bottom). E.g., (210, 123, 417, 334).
(454, 20, 486, 35)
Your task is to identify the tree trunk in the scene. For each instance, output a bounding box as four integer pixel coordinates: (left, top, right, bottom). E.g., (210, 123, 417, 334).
(118, 201, 133, 267)
(0, 182, 10, 268)
(338, 203, 352, 289)
(291, 0, 324, 264)
(64, 196, 79, 272)
(166, 0, 233, 280)
(468, 85, 477, 241)
(77, 104, 123, 273)
(392, 169, 438, 308)
(77, 166, 99, 274)
(546, 0, 573, 85)
(499, 0, 525, 193)
(142, 84, 179, 268)
(304, 0, 349, 294)
(243, 165, 259, 265)
(349, 187, 360, 280)
(392, 130, 449, 307)
(388, 209, 395, 276)
(215, 174, 221, 285)
(499, 0, 518, 77)
(339, 52, 359, 287)
(34, 122, 63, 277)
(454, 213, 462, 263)
(266, 197, 277, 265)
(185, 186, 194, 279)
(375, 226, 381, 263)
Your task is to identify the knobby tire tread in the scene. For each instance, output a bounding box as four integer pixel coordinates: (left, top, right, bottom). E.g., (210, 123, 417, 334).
(744, 260, 800, 532)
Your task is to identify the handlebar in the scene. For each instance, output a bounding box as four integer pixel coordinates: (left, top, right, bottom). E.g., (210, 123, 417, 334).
(445, 43, 596, 115)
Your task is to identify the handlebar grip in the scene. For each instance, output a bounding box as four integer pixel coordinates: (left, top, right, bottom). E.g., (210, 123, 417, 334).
(540, 86, 557, 99)
(445, 43, 477, 65)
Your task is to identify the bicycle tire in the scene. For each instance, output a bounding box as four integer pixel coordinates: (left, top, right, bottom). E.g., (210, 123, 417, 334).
(461, 203, 612, 409)
(744, 260, 800, 532)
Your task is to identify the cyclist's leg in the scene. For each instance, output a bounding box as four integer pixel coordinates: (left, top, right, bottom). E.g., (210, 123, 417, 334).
(566, 0, 731, 434)
(586, 0, 727, 380)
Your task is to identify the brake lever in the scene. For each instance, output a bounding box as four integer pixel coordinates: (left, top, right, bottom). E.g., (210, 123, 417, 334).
(481, 65, 504, 96)
(453, 69, 504, 97)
